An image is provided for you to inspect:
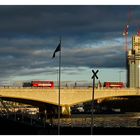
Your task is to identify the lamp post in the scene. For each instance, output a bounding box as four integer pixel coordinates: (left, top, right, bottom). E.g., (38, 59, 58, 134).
(119, 71, 123, 82)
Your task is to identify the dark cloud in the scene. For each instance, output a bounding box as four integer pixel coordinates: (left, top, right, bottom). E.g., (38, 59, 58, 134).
(0, 5, 133, 37)
(0, 5, 138, 81)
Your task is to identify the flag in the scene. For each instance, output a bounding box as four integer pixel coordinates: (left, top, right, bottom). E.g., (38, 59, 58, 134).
(52, 43, 61, 58)
(123, 25, 129, 36)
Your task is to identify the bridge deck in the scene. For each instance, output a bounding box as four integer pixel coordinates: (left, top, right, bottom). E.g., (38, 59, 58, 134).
(0, 88, 139, 106)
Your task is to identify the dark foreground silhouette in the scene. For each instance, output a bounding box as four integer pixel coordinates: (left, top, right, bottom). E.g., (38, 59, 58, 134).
(0, 117, 140, 135)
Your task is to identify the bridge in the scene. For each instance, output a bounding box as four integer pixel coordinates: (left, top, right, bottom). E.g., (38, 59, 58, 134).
(0, 87, 139, 115)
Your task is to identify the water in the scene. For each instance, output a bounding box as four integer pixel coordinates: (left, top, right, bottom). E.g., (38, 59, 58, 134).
(1, 112, 140, 134)
(51, 112, 140, 128)
(91, 113, 140, 127)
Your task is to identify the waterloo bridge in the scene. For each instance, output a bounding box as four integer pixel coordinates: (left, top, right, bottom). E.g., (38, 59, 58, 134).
(0, 87, 139, 116)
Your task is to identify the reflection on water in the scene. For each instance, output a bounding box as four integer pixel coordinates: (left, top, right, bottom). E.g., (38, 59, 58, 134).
(92, 113, 140, 127)
(52, 112, 140, 128)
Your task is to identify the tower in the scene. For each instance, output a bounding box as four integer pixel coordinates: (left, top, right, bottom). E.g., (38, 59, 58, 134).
(128, 34, 140, 88)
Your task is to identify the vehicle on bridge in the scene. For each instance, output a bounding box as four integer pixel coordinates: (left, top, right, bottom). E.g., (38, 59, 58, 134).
(23, 81, 54, 89)
(103, 82, 124, 88)
(31, 81, 54, 88)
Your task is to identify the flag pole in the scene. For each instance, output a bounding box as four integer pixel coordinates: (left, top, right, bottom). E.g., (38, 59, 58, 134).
(58, 38, 61, 135)
(52, 37, 61, 134)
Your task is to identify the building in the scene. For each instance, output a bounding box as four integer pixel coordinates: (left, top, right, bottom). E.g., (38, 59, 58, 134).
(128, 35, 140, 88)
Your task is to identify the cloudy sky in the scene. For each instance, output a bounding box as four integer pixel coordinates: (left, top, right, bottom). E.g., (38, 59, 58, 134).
(0, 5, 139, 85)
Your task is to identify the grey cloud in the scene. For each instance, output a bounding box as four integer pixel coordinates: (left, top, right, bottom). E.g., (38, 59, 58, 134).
(0, 5, 133, 37)
(0, 5, 138, 82)
(61, 45, 125, 68)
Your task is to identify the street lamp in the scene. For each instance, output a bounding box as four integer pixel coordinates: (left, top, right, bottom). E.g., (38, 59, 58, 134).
(119, 71, 123, 82)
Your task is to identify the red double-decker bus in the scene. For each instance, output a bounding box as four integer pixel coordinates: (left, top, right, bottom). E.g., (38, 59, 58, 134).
(103, 82, 124, 88)
(31, 81, 54, 89)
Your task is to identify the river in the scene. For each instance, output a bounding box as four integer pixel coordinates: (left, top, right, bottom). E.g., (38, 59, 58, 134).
(1, 112, 140, 134)
(51, 112, 140, 128)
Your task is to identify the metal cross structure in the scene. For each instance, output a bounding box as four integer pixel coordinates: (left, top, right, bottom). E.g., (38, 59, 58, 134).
(91, 69, 99, 135)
